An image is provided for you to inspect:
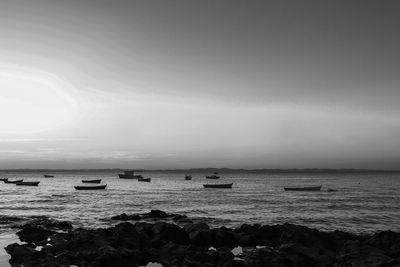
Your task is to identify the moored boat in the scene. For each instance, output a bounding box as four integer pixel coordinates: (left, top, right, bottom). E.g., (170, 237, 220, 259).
(118, 174, 143, 179)
(185, 174, 192, 180)
(82, 179, 101, 184)
(0, 178, 8, 182)
(206, 172, 220, 179)
(203, 183, 233, 189)
(284, 186, 322, 191)
(118, 170, 143, 179)
(74, 184, 107, 190)
(16, 181, 40, 186)
(138, 177, 151, 182)
(4, 179, 23, 184)
(43, 175, 54, 178)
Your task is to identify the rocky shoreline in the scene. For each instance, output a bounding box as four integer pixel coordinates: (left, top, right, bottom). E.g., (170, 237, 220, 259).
(5, 210, 400, 267)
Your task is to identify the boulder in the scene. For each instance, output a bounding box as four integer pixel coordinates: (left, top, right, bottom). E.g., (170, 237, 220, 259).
(152, 222, 189, 245)
(147, 210, 170, 218)
(213, 227, 238, 249)
(17, 225, 56, 243)
(111, 213, 141, 221)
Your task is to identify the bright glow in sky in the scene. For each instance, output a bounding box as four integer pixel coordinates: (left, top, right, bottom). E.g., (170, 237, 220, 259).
(0, 68, 79, 134)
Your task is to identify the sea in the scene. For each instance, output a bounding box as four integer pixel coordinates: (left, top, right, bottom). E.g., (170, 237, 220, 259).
(0, 170, 399, 265)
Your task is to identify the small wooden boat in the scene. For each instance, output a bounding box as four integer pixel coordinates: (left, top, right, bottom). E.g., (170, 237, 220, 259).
(0, 178, 8, 182)
(82, 179, 101, 184)
(118, 170, 143, 179)
(206, 172, 220, 179)
(74, 184, 107, 190)
(43, 175, 54, 178)
(118, 174, 143, 179)
(4, 179, 23, 184)
(203, 183, 233, 189)
(138, 177, 151, 182)
(185, 175, 192, 180)
(284, 186, 322, 191)
(16, 181, 40, 186)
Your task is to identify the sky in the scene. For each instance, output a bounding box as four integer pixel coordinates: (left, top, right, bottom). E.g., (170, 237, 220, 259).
(0, 0, 399, 169)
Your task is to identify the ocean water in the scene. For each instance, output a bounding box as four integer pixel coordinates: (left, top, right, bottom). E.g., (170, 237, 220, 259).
(0, 171, 399, 265)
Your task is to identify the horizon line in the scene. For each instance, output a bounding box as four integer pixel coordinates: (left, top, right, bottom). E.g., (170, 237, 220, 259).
(1, 167, 400, 172)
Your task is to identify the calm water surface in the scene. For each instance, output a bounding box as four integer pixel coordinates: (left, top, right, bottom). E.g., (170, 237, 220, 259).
(0, 171, 398, 233)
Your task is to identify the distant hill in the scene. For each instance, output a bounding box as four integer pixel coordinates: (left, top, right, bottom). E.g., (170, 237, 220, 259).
(1, 168, 399, 174)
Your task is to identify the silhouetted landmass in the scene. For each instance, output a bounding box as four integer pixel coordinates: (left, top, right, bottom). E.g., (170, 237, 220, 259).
(151, 168, 400, 174)
(1, 168, 400, 174)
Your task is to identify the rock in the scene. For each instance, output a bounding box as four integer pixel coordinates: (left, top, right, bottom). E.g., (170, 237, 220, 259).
(185, 222, 210, 233)
(366, 230, 400, 257)
(182, 259, 202, 267)
(173, 214, 189, 221)
(26, 217, 73, 230)
(110, 222, 144, 249)
(5, 243, 37, 259)
(189, 229, 213, 247)
(93, 246, 143, 267)
(279, 242, 331, 267)
(235, 233, 257, 247)
(111, 213, 141, 221)
(152, 222, 189, 245)
(213, 227, 237, 249)
(147, 210, 170, 218)
(334, 243, 395, 267)
(186, 223, 212, 247)
(17, 225, 56, 243)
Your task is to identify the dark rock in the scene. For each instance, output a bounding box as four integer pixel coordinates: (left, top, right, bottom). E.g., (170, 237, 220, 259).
(173, 214, 189, 221)
(185, 222, 210, 233)
(185, 223, 212, 247)
(147, 210, 170, 218)
(110, 222, 144, 249)
(111, 213, 141, 221)
(213, 227, 238, 249)
(17, 225, 56, 243)
(5, 243, 42, 266)
(366, 230, 400, 257)
(334, 243, 394, 267)
(182, 259, 202, 267)
(235, 233, 258, 247)
(190, 229, 213, 247)
(26, 217, 73, 230)
(152, 222, 189, 245)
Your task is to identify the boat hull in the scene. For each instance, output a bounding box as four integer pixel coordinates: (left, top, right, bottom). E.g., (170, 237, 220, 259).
(82, 179, 101, 183)
(16, 182, 40, 186)
(118, 174, 143, 179)
(43, 175, 54, 178)
(284, 186, 322, 191)
(4, 179, 23, 184)
(203, 183, 233, 189)
(206, 176, 220, 179)
(74, 185, 107, 190)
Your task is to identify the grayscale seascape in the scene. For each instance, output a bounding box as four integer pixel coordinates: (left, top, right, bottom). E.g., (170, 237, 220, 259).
(1, 0, 400, 266)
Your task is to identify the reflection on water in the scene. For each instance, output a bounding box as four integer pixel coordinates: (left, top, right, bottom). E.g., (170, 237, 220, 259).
(0, 171, 399, 234)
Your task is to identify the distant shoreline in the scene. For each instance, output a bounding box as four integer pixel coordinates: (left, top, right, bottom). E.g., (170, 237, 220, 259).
(1, 168, 400, 173)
